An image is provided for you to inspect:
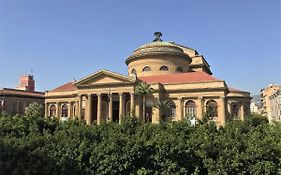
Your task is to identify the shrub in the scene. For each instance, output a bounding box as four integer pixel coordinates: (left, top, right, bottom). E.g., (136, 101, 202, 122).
(0, 114, 280, 174)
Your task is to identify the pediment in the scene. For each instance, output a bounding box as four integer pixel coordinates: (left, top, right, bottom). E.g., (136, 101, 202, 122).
(74, 70, 135, 87)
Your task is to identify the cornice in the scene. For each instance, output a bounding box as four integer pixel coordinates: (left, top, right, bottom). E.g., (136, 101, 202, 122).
(126, 51, 191, 65)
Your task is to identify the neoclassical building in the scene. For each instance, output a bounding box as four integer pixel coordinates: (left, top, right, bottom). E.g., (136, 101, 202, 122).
(45, 32, 251, 126)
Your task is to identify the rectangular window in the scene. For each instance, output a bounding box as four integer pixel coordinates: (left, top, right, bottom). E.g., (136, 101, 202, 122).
(18, 102, 23, 115)
(12, 102, 18, 115)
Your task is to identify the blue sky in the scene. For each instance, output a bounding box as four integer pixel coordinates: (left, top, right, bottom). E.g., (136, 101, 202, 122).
(0, 0, 280, 95)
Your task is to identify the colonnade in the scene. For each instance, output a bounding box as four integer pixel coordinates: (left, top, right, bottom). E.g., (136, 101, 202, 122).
(45, 94, 249, 126)
(78, 92, 136, 125)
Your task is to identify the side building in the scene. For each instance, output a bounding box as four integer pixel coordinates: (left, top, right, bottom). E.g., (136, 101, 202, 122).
(269, 90, 281, 122)
(0, 75, 45, 115)
(45, 33, 251, 126)
(260, 84, 281, 123)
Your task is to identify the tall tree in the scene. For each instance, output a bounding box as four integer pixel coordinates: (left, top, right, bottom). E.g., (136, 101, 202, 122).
(135, 82, 154, 120)
(154, 98, 173, 122)
(25, 102, 44, 118)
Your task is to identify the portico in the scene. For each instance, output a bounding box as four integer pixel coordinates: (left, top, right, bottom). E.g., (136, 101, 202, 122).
(78, 92, 136, 125)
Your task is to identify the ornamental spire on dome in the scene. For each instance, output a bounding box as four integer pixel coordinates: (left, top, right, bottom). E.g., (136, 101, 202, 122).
(153, 32, 162, 42)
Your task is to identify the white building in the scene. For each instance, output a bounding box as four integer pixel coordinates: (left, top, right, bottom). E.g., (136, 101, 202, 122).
(269, 90, 281, 122)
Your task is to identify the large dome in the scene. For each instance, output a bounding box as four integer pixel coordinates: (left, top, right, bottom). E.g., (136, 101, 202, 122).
(126, 32, 192, 77)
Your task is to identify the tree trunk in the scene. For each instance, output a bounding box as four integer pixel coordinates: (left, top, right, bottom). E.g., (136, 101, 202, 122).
(142, 95, 146, 121)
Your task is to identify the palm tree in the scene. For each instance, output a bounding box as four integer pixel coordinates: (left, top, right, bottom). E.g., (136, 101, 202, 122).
(135, 82, 154, 120)
(154, 98, 173, 122)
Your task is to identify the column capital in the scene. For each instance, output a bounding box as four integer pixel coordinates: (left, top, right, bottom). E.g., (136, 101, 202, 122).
(220, 96, 226, 99)
(177, 97, 183, 101)
(198, 96, 203, 100)
(87, 93, 92, 97)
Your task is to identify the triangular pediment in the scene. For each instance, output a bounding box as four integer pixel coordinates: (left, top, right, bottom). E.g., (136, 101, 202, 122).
(74, 70, 135, 86)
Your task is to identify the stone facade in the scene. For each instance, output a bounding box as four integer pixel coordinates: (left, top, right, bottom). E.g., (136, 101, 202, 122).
(45, 33, 251, 126)
(269, 90, 281, 122)
(260, 84, 281, 122)
(0, 88, 45, 115)
(0, 75, 44, 115)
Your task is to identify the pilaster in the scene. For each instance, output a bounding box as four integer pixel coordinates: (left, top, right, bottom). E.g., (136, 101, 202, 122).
(44, 103, 48, 118)
(197, 97, 204, 120)
(130, 93, 135, 116)
(219, 96, 226, 126)
(56, 102, 60, 119)
(175, 97, 183, 121)
(78, 95, 83, 120)
(241, 104, 245, 121)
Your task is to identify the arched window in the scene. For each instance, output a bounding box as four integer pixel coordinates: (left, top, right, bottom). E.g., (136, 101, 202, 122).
(232, 104, 240, 119)
(61, 104, 68, 117)
(159, 66, 169, 71)
(49, 105, 56, 117)
(168, 101, 176, 119)
(131, 69, 136, 74)
(142, 66, 151, 72)
(185, 100, 196, 117)
(206, 100, 218, 118)
(176, 67, 183, 72)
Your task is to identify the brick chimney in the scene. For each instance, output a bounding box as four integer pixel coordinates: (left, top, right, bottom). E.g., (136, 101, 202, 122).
(17, 75, 35, 92)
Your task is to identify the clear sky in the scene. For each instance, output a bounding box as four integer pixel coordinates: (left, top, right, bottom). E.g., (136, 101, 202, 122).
(0, 0, 280, 95)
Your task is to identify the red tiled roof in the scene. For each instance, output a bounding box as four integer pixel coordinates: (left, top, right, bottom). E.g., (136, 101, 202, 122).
(138, 71, 220, 84)
(228, 87, 250, 93)
(51, 82, 77, 92)
(228, 87, 242, 92)
(0, 88, 45, 98)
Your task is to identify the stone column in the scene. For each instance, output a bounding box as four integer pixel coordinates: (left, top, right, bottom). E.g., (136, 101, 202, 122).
(175, 97, 183, 121)
(130, 93, 135, 116)
(68, 102, 72, 118)
(227, 102, 232, 119)
(108, 93, 113, 122)
(241, 104, 245, 121)
(97, 93, 102, 125)
(197, 97, 204, 120)
(152, 93, 160, 123)
(219, 97, 226, 126)
(78, 95, 83, 120)
(44, 103, 48, 118)
(119, 93, 124, 123)
(86, 94, 92, 125)
(56, 102, 60, 119)
(135, 95, 141, 118)
(75, 100, 79, 117)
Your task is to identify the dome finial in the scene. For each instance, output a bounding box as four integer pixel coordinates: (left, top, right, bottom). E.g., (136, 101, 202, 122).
(153, 32, 162, 42)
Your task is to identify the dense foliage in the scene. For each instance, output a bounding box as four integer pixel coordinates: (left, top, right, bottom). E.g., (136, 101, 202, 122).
(0, 114, 280, 175)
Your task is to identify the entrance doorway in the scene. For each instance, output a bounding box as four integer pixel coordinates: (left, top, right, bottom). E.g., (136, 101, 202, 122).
(112, 101, 119, 122)
(145, 107, 152, 122)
